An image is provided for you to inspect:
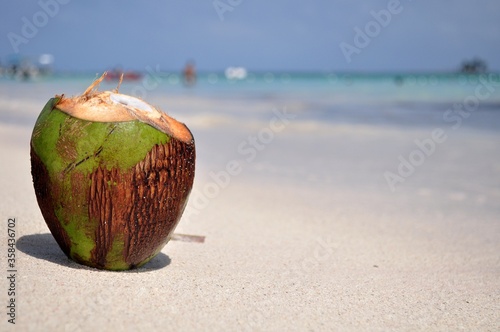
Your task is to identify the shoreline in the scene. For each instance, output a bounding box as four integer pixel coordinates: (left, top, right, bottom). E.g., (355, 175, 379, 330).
(0, 82, 499, 330)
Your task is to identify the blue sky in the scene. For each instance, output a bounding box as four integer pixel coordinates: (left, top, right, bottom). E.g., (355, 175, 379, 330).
(1, 0, 499, 72)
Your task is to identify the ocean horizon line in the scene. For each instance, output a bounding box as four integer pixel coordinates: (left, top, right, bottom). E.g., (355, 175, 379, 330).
(38, 69, 500, 77)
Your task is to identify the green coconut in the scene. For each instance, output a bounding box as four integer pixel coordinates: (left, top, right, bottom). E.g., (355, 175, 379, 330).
(30, 74, 195, 270)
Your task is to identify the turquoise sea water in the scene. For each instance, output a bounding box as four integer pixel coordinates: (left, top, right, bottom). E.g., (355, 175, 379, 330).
(1, 72, 500, 130)
(14, 71, 499, 98)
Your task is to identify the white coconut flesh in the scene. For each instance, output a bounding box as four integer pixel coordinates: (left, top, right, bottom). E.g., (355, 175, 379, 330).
(110, 93, 155, 113)
(55, 73, 193, 144)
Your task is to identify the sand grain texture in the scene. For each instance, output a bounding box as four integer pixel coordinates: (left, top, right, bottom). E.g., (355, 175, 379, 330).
(1, 81, 499, 331)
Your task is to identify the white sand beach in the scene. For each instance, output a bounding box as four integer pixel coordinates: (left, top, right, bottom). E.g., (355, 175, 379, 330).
(1, 77, 499, 331)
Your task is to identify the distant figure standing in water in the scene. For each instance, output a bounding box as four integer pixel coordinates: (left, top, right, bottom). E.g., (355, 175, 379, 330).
(183, 61, 196, 86)
(394, 75, 404, 86)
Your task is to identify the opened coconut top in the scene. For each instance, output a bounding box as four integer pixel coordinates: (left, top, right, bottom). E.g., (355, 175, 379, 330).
(56, 73, 193, 144)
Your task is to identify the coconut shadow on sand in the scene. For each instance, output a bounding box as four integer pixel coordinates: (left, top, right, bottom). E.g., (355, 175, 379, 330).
(16, 233, 171, 272)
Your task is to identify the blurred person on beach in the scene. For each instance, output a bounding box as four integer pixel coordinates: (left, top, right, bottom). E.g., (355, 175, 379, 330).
(183, 60, 196, 86)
